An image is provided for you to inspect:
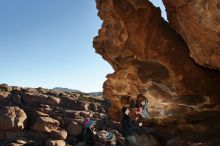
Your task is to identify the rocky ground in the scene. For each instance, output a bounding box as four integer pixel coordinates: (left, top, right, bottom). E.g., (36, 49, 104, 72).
(0, 84, 114, 146)
(1, 83, 220, 146)
(1, 0, 220, 145)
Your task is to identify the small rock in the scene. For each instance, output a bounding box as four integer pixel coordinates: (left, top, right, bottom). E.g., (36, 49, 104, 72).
(46, 140, 65, 146)
(8, 139, 28, 146)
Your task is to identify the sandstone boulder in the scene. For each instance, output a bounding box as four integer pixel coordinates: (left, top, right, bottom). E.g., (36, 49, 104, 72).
(12, 94, 22, 105)
(0, 84, 11, 92)
(46, 140, 65, 146)
(0, 106, 27, 130)
(67, 121, 83, 136)
(0, 131, 24, 140)
(9, 143, 23, 146)
(50, 129, 67, 140)
(60, 96, 80, 109)
(0, 92, 11, 105)
(166, 134, 220, 146)
(8, 139, 27, 146)
(47, 90, 64, 97)
(89, 102, 99, 112)
(22, 93, 60, 106)
(31, 116, 60, 133)
(22, 88, 38, 93)
(11, 87, 22, 95)
(35, 111, 50, 117)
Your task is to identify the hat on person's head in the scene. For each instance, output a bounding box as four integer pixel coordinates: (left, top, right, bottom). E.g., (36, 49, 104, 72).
(84, 118, 94, 128)
(105, 131, 114, 141)
(98, 130, 114, 141)
(98, 130, 106, 141)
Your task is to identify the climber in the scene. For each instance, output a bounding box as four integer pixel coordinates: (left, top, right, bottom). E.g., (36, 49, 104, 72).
(83, 119, 97, 146)
(120, 95, 143, 126)
(135, 93, 151, 119)
(97, 130, 116, 146)
(121, 106, 137, 146)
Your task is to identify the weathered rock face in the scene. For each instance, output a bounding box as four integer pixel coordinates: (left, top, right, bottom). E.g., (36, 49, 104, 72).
(0, 106, 27, 131)
(67, 121, 83, 136)
(22, 92, 61, 106)
(0, 86, 107, 145)
(31, 111, 67, 140)
(0, 92, 11, 105)
(93, 0, 220, 120)
(163, 0, 220, 70)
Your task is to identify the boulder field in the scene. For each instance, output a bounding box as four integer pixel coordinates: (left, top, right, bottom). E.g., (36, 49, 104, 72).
(0, 84, 108, 146)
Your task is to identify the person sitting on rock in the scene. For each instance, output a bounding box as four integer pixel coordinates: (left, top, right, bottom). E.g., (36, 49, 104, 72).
(135, 93, 151, 119)
(120, 95, 143, 126)
(83, 119, 97, 146)
(97, 129, 117, 146)
(121, 106, 137, 146)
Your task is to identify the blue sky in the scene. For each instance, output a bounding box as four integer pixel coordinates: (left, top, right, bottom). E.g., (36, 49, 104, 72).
(149, 0, 167, 19)
(0, 0, 166, 92)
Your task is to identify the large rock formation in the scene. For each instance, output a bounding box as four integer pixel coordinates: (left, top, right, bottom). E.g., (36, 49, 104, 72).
(93, 0, 220, 120)
(163, 0, 220, 70)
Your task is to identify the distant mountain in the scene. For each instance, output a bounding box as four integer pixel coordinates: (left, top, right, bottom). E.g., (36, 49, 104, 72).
(52, 87, 103, 96)
(53, 87, 82, 93)
(88, 92, 103, 96)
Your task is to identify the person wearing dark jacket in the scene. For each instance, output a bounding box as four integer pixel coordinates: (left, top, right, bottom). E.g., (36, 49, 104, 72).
(83, 119, 97, 146)
(121, 107, 137, 146)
